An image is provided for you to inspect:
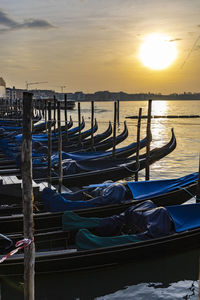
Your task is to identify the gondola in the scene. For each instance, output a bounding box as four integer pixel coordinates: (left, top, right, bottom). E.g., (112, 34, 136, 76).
(47, 128, 176, 187)
(31, 135, 148, 168)
(83, 121, 128, 152)
(14, 117, 86, 144)
(0, 171, 197, 217)
(1, 200, 200, 276)
(62, 121, 112, 152)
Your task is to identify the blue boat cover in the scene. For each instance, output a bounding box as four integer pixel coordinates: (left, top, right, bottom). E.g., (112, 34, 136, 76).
(75, 200, 174, 250)
(166, 202, 200, 232)
(32, 137, 145, 166)
(42, 183, 128, 212)
(126, 172, 198, 200)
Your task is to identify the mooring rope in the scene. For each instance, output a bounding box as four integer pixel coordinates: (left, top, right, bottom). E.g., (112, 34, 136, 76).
(0, 238, 33, 264)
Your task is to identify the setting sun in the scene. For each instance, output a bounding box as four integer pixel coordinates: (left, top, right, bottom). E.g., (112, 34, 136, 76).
(139, 34, 177, 70)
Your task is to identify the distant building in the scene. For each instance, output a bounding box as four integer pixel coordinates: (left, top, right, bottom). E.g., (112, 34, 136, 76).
(0, 77, 6, 98)
(6, 87, 24, 101)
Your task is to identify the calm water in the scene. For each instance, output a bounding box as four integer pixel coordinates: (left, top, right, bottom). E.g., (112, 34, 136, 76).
(2, 100, 200, 299)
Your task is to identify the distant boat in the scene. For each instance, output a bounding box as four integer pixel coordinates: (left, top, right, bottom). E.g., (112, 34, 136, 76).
(33, 97, 76, 110)
(59, 99, 76, 110)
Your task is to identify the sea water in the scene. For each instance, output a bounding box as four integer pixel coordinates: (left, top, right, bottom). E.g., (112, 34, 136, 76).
(2, 100, 200, 299)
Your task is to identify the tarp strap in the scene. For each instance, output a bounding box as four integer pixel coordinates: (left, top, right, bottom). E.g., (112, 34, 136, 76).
(178, 186, 196, 199)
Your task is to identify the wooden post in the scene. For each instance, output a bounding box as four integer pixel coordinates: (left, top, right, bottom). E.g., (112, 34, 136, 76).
(38, 100, 41, 117)
(64, 94, 68, 144)
(135, 108, 142, 181)
(78, 102, 81, 144)
(112, 101, 117, 159)
(57, 101, 63, 193)
(53, 96, 56, 137)
(22, 92, 35, 300)
(91, 101, 94, 151)
(48, 101, 52, 187)
(196, 154, 200, 203)
(145, 100, 152, 180)
(44, 99, 47, 132)
(117, 100, 120, 125)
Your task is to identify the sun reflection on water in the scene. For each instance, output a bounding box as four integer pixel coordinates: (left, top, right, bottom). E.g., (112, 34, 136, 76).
(152, 100, 168, 116)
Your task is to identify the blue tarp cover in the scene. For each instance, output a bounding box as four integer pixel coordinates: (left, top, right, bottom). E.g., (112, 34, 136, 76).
(166, 202, 200, 232)
(42, 183, 127, 212)
(126, 172, 198, 200)
(75, 200, 174, 250)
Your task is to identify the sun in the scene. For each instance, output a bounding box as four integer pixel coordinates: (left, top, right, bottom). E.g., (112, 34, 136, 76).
(139, 34, 177, 70)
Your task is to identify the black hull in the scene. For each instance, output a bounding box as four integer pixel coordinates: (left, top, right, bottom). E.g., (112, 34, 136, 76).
(51, 128, 176, 187)
(1, 226, 200, 276)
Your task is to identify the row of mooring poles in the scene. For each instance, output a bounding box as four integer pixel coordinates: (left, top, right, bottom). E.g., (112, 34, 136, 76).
(43, 97, 152, 185)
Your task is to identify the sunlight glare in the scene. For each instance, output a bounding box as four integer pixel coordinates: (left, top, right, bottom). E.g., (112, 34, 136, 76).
(139, 34, 177, 70)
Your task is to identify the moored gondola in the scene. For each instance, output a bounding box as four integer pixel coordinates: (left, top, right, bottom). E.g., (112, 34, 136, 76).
(1, 200, 200, 276)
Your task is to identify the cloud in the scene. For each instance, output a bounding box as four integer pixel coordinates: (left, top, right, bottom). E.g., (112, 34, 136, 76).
(0, 9, 54, 32)
(23, 19, 54, 29)
(169, 38, 182, 42)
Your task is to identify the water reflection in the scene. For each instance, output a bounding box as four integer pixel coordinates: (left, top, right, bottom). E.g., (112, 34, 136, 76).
(1, 249, 199, 300)
(152, 100, 168, 116)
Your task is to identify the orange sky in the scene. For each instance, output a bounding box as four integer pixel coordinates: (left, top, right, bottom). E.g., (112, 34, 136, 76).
(1, 0, 200, 93)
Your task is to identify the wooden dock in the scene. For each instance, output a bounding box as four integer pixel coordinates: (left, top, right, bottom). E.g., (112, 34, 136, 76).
(126, 114, 200, 119)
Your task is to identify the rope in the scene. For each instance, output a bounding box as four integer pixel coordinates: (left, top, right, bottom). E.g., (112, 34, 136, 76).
(121, 161, 141, 174)
(177, 186, 196, 199)
(0, 238, 33, 264)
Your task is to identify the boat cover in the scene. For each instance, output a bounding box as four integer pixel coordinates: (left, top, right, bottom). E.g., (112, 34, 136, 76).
(126, 172, 198, 200)
(76, 229, 141, 250)
(75, 200, 174, 249)
(14, 122, 85, 142)
(32, 137, 146, 166)
(42, 183, 128, 212)
(166, 202, 200, 232)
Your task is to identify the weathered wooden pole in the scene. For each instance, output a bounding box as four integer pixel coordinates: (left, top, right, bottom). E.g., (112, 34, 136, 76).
(135, 107, 142, 181)
(117, 100, 120, 125)
(57, 101, 63, 193)
(38, 100, 41, 117)
(196, 154, 200, 203)
(44, 99, 47, 132)
(91, 101, 94, 151)
(64, 94, 68, 144)
(22, 92, 35, 300)
(112, 101, 117, 159)
(145, 99, 152, 180)
(47, 101, 52, 187)
(78, 102, 81, 144)
(53, 96, 56, 137)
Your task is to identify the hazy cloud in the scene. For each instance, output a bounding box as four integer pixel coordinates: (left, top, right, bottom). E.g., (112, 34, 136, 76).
(0, 9, 54, 32)
(169, 38, 182, 42)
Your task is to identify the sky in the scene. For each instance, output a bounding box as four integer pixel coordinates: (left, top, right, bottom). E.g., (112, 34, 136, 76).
(1, 0, 200, 94)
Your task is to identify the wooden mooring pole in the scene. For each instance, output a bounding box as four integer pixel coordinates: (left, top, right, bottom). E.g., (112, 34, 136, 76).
(64, 94, 68, 144)
(145, 100, 152, 180)
(112, 101, 117, 159)
(78, 102, 81, 144)
(117, 100, 120, 125)
(48, 101, 52, 187)
(135, 108, 142, 181)
(53, 96, 56, 137)
(57, 101, 63, 193)
(22, 92, 35, 300)
(196, 154, 200, 203)
(91, 101, 94, 151)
